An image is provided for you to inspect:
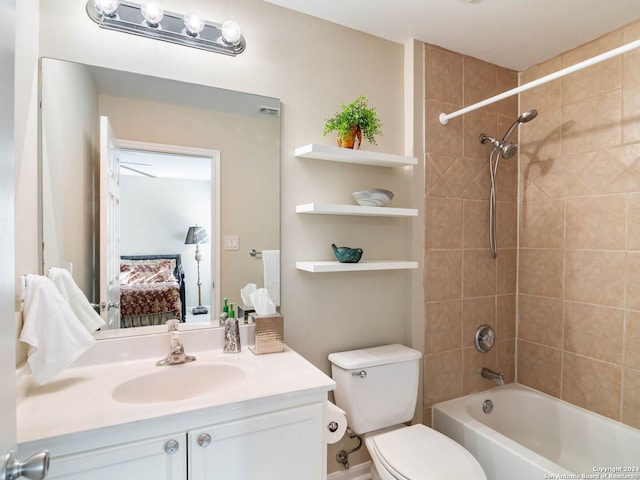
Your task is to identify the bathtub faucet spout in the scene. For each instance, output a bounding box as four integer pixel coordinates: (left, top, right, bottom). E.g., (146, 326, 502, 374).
(481, 367, 504, 385)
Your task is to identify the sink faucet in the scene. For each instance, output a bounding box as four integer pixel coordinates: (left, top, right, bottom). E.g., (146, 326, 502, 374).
(481, 367, 504, 385)
(157, 319, 196, 366)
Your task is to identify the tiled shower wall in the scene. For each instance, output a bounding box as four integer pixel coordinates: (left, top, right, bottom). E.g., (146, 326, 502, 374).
(518, 21, 640, 428)
(423, 44, 519, 423)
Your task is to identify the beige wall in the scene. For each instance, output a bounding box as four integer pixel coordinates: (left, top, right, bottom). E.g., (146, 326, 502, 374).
(423, 44, 519, 423)
(15, 0, 414, 474)
(15, 0, 412, 360)
(14, 0, 40, 365)
(518, 21, 640, 429)
(41, 59, 99, 299)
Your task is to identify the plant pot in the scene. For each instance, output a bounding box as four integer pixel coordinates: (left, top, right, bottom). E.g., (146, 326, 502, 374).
(337, 125, 362, 150)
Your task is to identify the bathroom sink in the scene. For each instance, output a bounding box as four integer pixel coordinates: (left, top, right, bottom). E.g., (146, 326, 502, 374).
(112, 363, 249, 404)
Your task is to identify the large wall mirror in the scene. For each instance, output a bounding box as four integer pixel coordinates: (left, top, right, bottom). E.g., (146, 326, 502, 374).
(40, 58, 280, 337)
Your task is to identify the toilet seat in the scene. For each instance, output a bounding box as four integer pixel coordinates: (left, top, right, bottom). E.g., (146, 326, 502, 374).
(365, 424, 486, 480)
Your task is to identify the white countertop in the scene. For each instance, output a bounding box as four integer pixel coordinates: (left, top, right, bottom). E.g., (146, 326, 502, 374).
(17, 327, 335, 447)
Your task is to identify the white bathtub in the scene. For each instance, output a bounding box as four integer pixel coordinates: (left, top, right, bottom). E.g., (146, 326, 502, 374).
(432, 383, 640, 480)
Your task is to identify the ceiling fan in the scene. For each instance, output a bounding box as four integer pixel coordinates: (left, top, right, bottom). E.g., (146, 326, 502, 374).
(120, 161, 156, 178)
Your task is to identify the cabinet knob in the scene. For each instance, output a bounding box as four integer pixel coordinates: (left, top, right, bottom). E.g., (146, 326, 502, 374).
(164, 439, 180, 455)
(2, 450, 49, 480)
(197, 433, 211, 447)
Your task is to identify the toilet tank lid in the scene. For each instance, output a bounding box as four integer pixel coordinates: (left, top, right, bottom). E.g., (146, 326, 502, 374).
(328, 344, 421, 370)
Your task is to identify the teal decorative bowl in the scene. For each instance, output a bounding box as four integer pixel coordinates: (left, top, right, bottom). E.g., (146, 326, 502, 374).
(331, 243, 363, 263)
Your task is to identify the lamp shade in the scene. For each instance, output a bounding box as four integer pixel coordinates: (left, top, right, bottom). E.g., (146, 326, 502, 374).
(185, 226, 209, 245)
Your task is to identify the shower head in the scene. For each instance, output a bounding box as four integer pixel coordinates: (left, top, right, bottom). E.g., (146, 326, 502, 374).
(502, 109, 538, 143)
(500, 142, 518, 159)
(479, 133, 517, 159)
(480, 109, 537, 160)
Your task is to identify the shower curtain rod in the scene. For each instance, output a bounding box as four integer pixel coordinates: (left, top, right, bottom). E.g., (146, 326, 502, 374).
(439, 37, 640, 125)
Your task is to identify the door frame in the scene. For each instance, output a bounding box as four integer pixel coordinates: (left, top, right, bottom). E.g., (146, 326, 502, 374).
(0, 0, 17, 464)
(99, 116, 122, 328)
(117, 140, 221, 317)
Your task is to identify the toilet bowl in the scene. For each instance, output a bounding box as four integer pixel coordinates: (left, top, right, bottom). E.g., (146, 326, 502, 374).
(328, 344, 486, 480)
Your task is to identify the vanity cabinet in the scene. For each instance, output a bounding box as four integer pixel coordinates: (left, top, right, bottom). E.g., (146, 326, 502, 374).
(294, 143, 419, 273)
(188, 404, 322, 479)
(22, 400, 325, 480)
(46, 434, 187, 479)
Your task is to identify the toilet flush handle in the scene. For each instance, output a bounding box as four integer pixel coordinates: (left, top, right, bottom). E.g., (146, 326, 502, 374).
(352, 370, 367, 378)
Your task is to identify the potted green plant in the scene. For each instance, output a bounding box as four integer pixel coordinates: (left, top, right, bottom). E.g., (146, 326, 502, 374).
(322, 95, 383, 149)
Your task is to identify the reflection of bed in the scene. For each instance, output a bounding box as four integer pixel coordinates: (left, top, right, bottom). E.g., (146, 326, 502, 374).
(119, 254, 186, 328)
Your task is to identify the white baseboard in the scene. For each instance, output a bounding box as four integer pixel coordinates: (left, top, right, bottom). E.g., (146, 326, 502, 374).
(327, 461, 372, 480)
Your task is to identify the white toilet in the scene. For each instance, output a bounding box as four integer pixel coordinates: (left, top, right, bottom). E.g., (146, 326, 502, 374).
(329, 344, 486, 480)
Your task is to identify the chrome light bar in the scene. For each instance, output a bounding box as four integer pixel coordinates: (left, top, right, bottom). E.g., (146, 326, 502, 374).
(86, 0, 246, 56)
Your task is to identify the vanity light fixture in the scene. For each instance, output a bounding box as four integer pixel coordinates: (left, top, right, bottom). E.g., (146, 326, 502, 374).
(86, 0, 246, 56)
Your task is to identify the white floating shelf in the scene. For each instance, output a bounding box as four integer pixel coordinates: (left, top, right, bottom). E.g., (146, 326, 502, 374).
(294, 144, 417, 168)
(295, 203, 418, 217)
(296, 260, 418, 273)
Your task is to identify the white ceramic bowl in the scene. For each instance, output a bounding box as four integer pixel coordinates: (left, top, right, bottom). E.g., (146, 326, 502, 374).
(352, 189, 394, 207)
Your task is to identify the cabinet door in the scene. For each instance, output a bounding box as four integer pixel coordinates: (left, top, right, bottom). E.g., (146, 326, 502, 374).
(46, 434, 187, 480)
(189, 404, 324, 480)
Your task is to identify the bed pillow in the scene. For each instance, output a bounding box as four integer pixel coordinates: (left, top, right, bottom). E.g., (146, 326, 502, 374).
(120, 261, 176, 285)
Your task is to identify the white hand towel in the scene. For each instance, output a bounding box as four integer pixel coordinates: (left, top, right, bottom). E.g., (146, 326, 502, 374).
(261, 250, 280, 307)
(48, 267, 105, 332)
(20, 274, 96, 385)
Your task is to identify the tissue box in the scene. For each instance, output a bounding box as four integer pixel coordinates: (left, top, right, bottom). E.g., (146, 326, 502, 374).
(249, 314, 284, 355)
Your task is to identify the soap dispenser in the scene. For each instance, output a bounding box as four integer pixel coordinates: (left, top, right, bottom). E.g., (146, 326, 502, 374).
(219, 297, 229, 327)
(223, 303, 241, 353)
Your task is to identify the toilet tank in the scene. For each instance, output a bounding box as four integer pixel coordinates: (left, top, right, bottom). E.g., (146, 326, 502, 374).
(328, 344, 422, 435)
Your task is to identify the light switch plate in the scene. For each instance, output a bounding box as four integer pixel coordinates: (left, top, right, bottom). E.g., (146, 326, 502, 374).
(224, 235, 239, 251)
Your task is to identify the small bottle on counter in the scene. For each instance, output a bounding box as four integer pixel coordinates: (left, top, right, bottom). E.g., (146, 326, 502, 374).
(223, 303, 241, 353)
(219, 297, 229, 327)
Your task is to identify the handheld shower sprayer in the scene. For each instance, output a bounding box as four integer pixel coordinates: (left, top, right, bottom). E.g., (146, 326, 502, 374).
(501, 109, 538, 144)
(479, 109, 538, 258)
(479, 109, 538, 160)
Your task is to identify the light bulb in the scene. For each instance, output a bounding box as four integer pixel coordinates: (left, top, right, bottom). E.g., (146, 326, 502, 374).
(221, 20, 242, 45)
(94, 0, 119, 17)
(141, 0, 164, 27)
(183, 10, 205, 37)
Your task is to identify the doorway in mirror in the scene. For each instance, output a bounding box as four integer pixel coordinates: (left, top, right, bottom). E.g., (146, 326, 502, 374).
(118, 142, 220, 325)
